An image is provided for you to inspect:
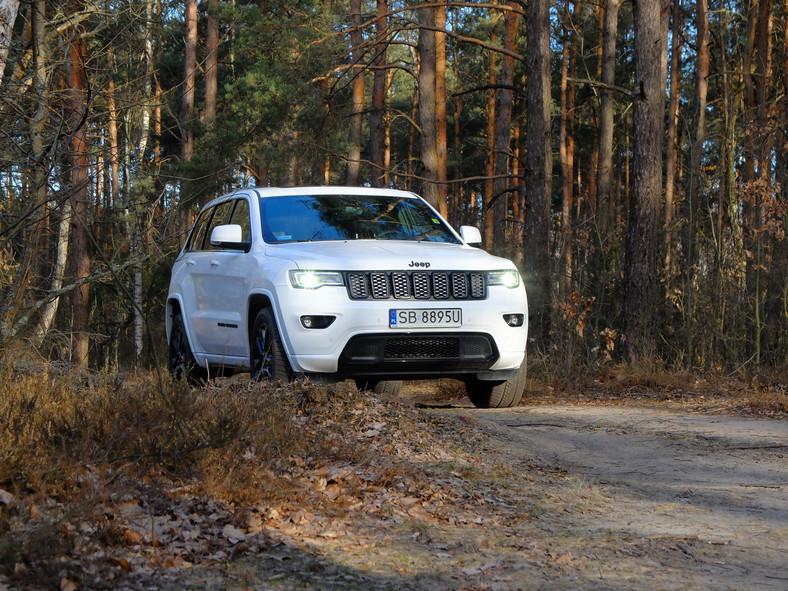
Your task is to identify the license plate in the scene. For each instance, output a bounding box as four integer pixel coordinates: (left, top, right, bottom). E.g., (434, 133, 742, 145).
(389, 308, 462, 329)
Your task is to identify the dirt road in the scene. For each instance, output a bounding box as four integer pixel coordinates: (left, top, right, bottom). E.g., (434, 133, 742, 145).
(96, 392, 787, 591)
(438, 402, 788, 590)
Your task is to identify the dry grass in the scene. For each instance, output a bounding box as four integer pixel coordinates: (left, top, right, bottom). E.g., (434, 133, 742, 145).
(0, 361, 784, 587)
(523, 361, 788, 417)
(0, 368, 370, 586)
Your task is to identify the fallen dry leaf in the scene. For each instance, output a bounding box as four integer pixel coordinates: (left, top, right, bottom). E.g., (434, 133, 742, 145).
(323, 484, 342, 501)
(221, 524, 246, 544)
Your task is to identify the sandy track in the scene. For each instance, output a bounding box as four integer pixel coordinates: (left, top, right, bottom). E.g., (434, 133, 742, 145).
(449, 404, 788, 589)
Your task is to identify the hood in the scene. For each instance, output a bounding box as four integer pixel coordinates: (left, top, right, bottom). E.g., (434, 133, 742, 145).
(263, 240, 516, 271)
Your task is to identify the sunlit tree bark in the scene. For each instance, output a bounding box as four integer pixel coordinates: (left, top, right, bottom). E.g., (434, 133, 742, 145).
(492, 5, 518, 253)
(369, 0, 387, 187)
(0, 0, 20, 88)
(66, 0, 90, 368)
(180, 0, 198, 242)
(664, 0, 682, 272)
(597, 0, 619, 239)
(417, 5, 440, 209)
(346, 0, 364, 185)
(483, 27, 498, 249)
(205, 0, 218, 128)
(435, 2, 448, 217)
(558, 0, 576, 293)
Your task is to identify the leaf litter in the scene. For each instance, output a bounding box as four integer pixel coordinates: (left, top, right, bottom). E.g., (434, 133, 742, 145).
(4, 370, 782, 589)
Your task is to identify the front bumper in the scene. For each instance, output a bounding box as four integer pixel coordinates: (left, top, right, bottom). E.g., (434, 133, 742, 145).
(270, 283, 527, 378)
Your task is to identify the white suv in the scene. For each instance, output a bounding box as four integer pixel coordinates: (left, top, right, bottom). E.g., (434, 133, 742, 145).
(166, 186, 528, 408)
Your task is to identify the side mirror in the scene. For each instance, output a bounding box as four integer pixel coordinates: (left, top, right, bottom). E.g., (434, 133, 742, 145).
(210, 224, 251, 252)
(459, 225, 482, 246)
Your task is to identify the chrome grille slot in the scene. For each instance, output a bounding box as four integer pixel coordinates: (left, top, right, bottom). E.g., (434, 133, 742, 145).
(344, 271, 488, 301)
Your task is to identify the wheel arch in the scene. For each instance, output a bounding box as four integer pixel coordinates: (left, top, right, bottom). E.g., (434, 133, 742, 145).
(166, 296, 184, 341)
(247, 292, 273, 342)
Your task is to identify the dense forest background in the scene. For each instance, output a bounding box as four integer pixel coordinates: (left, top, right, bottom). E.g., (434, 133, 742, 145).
(0, 0, 785, 373)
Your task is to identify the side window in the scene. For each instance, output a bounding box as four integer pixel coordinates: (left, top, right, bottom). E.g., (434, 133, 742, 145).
(185, 208, 212, 252)
(229, 199, 252, 243)
(205, 201, 234, 251)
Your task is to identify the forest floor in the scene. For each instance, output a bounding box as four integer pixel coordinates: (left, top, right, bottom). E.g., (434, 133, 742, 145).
(1, 369, 787, 590)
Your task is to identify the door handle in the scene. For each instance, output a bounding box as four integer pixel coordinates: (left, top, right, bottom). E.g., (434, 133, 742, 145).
(185, 259, 196, 266)
(210, 260, 220, 267)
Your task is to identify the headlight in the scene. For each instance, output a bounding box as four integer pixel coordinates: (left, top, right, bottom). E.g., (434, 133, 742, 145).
(289, 270, 345, 289)
(487, 270, 520, 288)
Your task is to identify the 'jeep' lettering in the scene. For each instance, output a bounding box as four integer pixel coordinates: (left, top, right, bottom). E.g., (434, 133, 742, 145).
(408, 261, 431, 268)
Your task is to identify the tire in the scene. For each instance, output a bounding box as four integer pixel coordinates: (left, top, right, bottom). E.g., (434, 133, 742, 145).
(168, 313, 207, 386)
(250, 308, 293, 382)
(355, 379, 403, 400)
(464, 352, 527, 409)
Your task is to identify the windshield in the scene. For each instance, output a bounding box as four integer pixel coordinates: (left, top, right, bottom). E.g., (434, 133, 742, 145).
(259, 194, 460, 244)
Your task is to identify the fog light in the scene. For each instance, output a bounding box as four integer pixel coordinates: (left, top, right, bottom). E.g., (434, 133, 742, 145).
(503, 314, 524, 327)
(300, 315, 336, 329)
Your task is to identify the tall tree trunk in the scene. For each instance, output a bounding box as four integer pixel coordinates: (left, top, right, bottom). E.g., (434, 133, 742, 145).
(0, 0, 20, 88)
(597, 0, 620, 240)
(384, 68, 393, 186)
(205, 0, 218, 128)
(719, 11, 741, 262)
(751, 0, 774, 363)
(37, 202, 72, 342)
(66, 0, 90, 368)
(30, 0, 60, 342)
(451, 95, 463, 226)
(130, 0, 157, 363)
(369, 0, 387, 187)
(107, 50, 120, 209)
(586, 1, 604, 216)
(417, 5, 440, 209)
(558, 0, 576, 294)
(153, 0, 162, 179)
(483, 28, 498, 249)
(778, 4, 788, 363)
(664, 0, 682, 272)
(492, 5, 518, 253)
(682, 0, 709, 365)
(180, 0, 198, 241)
(522, 0, 552, 346)
(406, 83, 418, 190)
(435, 2, 448, 218)
(346, 0, 364, 185)
(620, 0, 666, 362)
(513, 97, 525, 267)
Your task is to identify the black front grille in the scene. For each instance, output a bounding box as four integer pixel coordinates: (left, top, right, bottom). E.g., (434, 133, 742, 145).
(339, 333, 499, 377)
(346, 271, 486, 301)
(384, 337, 460, 359)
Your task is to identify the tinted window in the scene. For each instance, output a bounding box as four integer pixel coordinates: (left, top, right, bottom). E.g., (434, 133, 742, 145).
(185, 209, 212, 252)
(258, 194, 459, 244)
(229, 199, 252, 243)
(205, 201, 234, 251)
